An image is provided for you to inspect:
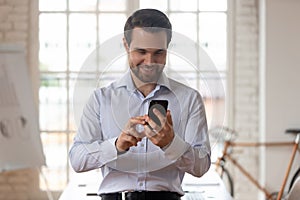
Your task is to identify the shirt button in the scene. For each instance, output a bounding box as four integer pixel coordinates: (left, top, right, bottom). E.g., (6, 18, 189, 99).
(140, 143, 144, 147)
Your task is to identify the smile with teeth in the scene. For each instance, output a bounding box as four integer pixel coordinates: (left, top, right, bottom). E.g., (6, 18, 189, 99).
(141, 66, 155, 72)
(144, 67, 153, 71)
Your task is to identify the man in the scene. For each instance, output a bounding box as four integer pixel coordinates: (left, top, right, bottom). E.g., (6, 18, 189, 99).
(70, 9, 211, 200)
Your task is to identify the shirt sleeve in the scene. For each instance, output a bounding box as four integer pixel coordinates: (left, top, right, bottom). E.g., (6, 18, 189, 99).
(69, 90, 118, 172)
(69, 87, 211, 175)
(163, 91, 211, 177)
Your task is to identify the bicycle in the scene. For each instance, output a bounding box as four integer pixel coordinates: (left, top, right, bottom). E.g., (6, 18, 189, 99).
(209, 126, 300, 200)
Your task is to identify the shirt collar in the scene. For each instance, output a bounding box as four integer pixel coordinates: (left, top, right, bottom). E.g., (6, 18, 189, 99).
(114, 70, 136, 92)
(114, 69, 171, 92)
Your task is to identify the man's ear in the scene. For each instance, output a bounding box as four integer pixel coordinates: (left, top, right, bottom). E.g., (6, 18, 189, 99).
(123, 38, 129, 53)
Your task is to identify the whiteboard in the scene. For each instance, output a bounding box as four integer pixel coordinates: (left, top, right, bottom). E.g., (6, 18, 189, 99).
(0, 44, 45, 171)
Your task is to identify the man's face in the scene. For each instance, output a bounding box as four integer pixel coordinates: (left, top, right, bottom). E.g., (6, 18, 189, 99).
(124, 28, 168, 83)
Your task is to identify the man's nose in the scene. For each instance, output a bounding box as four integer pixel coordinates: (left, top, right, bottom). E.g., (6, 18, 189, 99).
(143, 53, 154, 65)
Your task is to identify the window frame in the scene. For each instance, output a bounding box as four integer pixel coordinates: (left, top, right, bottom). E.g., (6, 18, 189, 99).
(35, 0, 232, 191)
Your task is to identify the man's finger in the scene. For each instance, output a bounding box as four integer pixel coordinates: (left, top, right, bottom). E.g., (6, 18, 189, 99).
(145, 115, 161, 133)
(153, 108, 167, 127)
(116, 133, 139, 152)
(123, 117, 147, 134)
(128, 128, 144, 138)
(166, 110, 173, 126)
(129, 117, 146, 126)
(144, 124, 157, 138)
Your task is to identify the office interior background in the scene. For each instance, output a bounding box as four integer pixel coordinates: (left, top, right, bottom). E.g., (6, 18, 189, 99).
(0, 0, 299, 199)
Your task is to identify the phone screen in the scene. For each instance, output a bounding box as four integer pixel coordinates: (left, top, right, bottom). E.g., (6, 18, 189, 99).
(148, 100, 168, 126)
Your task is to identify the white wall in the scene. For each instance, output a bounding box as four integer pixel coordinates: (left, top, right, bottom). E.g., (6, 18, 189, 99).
(231, 0, 260, 199)
(261, 0, 300, 195)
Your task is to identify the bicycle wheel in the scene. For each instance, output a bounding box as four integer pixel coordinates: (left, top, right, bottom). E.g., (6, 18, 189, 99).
(209, 126, 238, 143)
(220, 167, 234, 197)
(268, 172, 299, 200)
(267, 192, 288, 200)
(209, 126, 237, 160)
(288, 166, 300, 192)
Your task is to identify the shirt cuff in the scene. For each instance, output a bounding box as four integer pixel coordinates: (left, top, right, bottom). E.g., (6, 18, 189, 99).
(100, 137, 118, 160)
(163, 134, 190, 161)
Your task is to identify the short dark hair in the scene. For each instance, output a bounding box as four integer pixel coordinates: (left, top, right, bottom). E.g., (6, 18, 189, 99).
(124, 9, 172, 46)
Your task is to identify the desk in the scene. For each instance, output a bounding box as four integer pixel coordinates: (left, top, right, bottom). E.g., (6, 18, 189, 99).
(59, 168, 232, 200)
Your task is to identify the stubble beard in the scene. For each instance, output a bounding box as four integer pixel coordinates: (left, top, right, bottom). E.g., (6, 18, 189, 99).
(130, 64, 164, 83)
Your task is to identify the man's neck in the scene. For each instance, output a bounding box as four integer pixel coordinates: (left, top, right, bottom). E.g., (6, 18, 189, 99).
(131, 71, 157, 97)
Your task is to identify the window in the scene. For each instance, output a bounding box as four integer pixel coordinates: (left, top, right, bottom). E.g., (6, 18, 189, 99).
(38, 0, 228, 191)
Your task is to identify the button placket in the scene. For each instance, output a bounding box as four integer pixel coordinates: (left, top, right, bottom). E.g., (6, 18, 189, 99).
(135, 96, 149, 191)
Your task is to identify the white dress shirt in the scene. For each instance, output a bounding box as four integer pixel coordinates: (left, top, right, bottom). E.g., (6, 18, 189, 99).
(69, 70, 211, 196)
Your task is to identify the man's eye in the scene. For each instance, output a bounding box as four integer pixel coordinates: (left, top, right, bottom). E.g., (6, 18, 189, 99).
(155, 50, 165, 55)
(137, 49, 146, 54)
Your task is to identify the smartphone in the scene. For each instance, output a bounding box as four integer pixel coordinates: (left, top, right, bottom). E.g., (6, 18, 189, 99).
(148, 100, 168, 126)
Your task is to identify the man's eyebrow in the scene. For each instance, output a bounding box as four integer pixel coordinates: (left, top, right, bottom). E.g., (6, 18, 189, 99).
(133, 47, 146, 51)
(155, 48, 166, 52)
(133, 47, 166, 51)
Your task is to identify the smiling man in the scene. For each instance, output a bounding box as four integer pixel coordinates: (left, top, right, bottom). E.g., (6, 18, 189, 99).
(124, 27, 168, 95)
(70, 9, 211, 200)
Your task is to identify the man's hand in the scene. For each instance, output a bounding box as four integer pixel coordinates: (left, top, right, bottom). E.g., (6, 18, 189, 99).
(115, 116, 146, 152)
(144, 109, 174, 148)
